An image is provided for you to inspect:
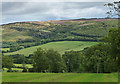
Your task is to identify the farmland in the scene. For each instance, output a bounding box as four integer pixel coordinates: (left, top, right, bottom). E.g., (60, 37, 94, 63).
(2, 73, 118, 82)
(4, 41, 97, 56)
(2, 64, 33, 72)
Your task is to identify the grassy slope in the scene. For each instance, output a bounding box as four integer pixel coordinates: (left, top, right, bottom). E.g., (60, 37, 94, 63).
(2, 28, 32, 42)
(2, 73, 118, 82)
(2, 19, 118, 42)
(4, 41, 97, 56)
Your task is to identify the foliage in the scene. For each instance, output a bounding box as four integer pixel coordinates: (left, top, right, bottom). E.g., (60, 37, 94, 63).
(7, 54, 31, 64)
(32, 48, 50, 72)
(104, 28, 120, 71)
(2, 56, 13, 71)
(32, 48, 66, 73)
(63, 51, 81, 72)
(104, 1, 120, 17)
(46, 49, 66, 73)
(22, 68, 27, 72)
(84, 43, 117, 73)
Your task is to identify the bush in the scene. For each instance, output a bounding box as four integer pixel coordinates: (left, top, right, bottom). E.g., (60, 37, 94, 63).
(28, 68, 35, 72)
(12, 70, 19, 72)
(22, 68, 27, 72)
(16, 66, 23, 68)
(7, 70, 12, 72)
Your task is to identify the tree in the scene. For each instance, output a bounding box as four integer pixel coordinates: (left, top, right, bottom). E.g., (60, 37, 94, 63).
(46, 49, 66, 73)
(104, 1, 120, 18)
(63, 51, 81, 72)
(32, 48, 66, 73)
(105, 1, 120, 72)
(84, 43, 117, 73)
(2, 56, 13, 71)
(32, 48, 50, 72)
(104, 28, 120, 71)
(14, 54, 26, 64)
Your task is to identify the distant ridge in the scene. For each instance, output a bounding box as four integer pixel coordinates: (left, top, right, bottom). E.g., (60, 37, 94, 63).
(1, 18, 118, 26)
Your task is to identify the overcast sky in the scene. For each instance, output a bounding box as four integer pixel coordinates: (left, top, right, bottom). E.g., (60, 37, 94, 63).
(1, 1, 113, 24)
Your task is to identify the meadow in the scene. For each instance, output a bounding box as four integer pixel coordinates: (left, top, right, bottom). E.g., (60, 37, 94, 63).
(2, 73, 118, 82)
(14, 64, 33, 68)
(2, 64, 33, 72)
(4, 41, 97, 56)
(0, 48, 10, 51)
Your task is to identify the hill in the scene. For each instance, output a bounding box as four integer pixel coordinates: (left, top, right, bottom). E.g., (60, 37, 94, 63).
(1, 18, 118, 54)
(4, 41, 97, 56)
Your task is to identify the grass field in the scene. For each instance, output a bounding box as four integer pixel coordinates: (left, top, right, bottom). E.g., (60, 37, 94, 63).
(1, 48, 10, 51)
(4, 41, 97, 56)
(2, 64, 33, 72)
(2, 73, 118, 82)
(3, 68, 23, 72)
(14, 64, 33, 68)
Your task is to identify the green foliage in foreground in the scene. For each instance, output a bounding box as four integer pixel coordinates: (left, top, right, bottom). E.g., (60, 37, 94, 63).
(105, 28, 120, 70)
(32, 48, 66, 73)
(3, 42, 117, 73)
(2, 56, 13, 71)
(4, 41, 97, 56)
(2, 73, 118, 82)
(29, 43, 117, 73)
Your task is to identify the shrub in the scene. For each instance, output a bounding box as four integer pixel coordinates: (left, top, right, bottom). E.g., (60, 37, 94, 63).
(22, 68, 27, 72)
(28, 68, 35, 72)
(7, 70, 12, 72)
(12, 70, 19, 72)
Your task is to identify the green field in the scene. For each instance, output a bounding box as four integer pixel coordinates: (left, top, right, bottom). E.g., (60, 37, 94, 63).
(1, 48, 10, 51)
(4, 41, 97, 56)
(14, 64, 33, 68)
(3, 68, 23, 72)
(2, 73, 118, 82)
(2, 64, 33, 72)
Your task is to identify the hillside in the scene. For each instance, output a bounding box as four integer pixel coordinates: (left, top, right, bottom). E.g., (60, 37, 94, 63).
(2, 18, 117, 42)
(1, 18, 118, 53)
(4, 41, 97, 56)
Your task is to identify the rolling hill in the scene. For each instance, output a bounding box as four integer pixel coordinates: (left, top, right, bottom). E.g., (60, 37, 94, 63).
(4, 41, 97, 56)
(1, 18, 118, 42)
(1, 18, 118, 55)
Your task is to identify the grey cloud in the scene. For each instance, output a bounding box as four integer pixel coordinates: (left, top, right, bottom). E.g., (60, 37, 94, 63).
(2, 2, 26, 13)
(1, 2, 109, 24)
(2, 2, 106, 15)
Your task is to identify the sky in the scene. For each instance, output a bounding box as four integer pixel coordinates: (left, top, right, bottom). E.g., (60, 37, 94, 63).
(1, 0, 118, 24)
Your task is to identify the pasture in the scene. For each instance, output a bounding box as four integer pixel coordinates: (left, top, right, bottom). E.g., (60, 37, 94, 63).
(4, 41, 97, 56)
(14, 64, 33, 68)
(2, 64, 33, 72)
(2, 73, 118, 82)
(1, 48, 10, 51)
